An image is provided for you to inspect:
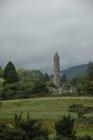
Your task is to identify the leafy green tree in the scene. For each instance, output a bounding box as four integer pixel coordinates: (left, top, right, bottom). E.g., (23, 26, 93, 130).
(1, 81, 47, 100)
(70, 77, 79, 87)
(17, 69, 32, 82)
(87, 62, 93, 81)
(60, 73, 67, 83)
(70, 76, 88, 94)
(87, 62, 93, 95)
(32, 81, 47, 93)
(1, 83, 19, 99)
(1, 82, 33, 99)
(3, 61, 19, 84)
(0, 67, 3, 78)
(87, 81, 93, 95)
(18, 69, 46, 83)
(30, 70, 45, 82)
(46, 80, 54, 87)
(44, 73, 50, 82)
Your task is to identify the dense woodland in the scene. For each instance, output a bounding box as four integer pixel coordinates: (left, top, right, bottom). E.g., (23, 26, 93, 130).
(0, 61, 93, 100)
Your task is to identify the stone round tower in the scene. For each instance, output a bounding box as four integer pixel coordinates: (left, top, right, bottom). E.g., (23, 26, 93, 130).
(53, 52, 60, 88)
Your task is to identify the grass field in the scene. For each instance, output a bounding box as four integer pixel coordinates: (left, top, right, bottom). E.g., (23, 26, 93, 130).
(0, 97, 93, 138)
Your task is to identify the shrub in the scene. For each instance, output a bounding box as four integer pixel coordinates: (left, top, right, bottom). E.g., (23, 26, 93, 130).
(77, 135, 93, 140)
(69, 104, 93, 119)
(0, 112, 49, 140)
(0, 124, 27, 140)
(1, 80, 48, 100)
(14, 112, 49, 140)
(1, 83, 19, 99)
(33, 136, 47, 140)
(55, 116, 76, 140)
(16, 120, 49, 140)
(0, 100, 2, 107)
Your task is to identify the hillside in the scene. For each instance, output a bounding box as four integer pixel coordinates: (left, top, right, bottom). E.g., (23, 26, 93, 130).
(63, 64, 88, 79)
(0, 64, 89, 80)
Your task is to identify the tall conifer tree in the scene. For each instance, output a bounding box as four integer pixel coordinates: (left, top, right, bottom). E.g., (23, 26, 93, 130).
(3, 61, 19, 84)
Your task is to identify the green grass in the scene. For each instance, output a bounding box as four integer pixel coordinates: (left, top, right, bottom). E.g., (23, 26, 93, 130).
(0, 97, 93, 137)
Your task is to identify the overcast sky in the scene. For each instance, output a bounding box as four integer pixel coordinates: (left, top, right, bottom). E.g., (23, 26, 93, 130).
(0, 0, 93, 73)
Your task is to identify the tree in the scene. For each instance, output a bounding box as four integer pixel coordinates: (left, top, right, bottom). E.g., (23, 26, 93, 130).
(70, 77, 79, 87)
(87, 62, 93, 81)
(3, 61, 19, 84)
(87, 62, 93, 95)
(30, 70, 45, 82)
(0, 67, 3, 78)
(60, 73, 67, 83)
(44, 73, 50, 82)
(55, 116, 76, 140)
(32, 81, 47, 93)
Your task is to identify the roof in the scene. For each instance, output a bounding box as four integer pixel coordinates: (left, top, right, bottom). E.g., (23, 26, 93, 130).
(54, 52, 59, 58)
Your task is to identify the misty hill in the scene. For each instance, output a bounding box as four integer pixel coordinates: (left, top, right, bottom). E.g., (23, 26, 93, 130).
(62, 64, 88, 79)
(0, 64, 89, 81)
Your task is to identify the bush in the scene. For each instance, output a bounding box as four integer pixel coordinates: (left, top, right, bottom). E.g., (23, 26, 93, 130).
(33, 136, 47, 140)
(0, 100, 2, 107)
(0, 124, 27, 140)
(55, 116, 76, 140)
(14, 112, 49, 140)
(1, 80, 48, 100)
(77, 135, 93, 140)
(16, 120, 49, 140)
(69, 104, 93, 119)
(46, 80, 54, 87)
(0, 113, 49, 140)
(31, 81, 48, 93)
(87, 81, 93, 95)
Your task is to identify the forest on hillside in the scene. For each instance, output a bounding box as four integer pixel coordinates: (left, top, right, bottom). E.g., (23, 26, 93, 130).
(0, 61, 93, 100)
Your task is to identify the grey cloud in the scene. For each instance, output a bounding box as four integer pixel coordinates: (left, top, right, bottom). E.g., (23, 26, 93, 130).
(0, 0, 93, 73)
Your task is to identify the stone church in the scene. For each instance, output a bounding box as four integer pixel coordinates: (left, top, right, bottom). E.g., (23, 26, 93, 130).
(53, 52, 76, 94)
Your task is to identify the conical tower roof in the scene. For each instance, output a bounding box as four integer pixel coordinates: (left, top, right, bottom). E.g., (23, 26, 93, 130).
(54, 52, 59, 58)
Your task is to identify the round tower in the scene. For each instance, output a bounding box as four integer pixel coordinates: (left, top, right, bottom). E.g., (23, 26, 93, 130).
(53, 52, 60, 88)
